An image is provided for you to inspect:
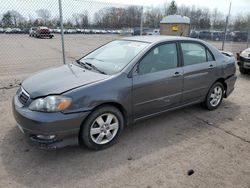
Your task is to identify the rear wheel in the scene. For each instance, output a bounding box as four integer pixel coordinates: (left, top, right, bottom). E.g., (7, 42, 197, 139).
(203, 82, 224, 110)
(80, 105, 124, 150)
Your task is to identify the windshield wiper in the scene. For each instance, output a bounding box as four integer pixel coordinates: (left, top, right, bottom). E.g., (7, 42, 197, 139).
(85, 62, 107, 75)
(76, 60, 107, 74)
(83, 58, 104, 62)
(75, 60, 91, 70)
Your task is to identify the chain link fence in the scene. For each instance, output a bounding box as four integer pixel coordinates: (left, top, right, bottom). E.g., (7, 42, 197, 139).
(0, 0, 249, 89)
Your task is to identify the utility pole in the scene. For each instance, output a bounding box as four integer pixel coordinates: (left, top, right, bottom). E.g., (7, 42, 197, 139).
(140, 6, 143, 36)
(58, 0, 66, 64)
(222, 2, 231, 51)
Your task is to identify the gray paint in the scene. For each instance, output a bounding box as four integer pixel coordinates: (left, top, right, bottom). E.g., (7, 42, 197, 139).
(12, 36, 237, 149)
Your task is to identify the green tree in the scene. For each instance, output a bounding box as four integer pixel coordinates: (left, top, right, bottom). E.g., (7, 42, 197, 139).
(167, 0, 177, 15)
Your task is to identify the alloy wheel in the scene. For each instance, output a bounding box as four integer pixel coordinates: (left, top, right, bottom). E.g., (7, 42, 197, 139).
(209, 86, 223, 107)
(90, 113, 119, 145)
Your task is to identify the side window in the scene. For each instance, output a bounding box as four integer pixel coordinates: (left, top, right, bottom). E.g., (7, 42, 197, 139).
(181, 43, 207, 66)
(207, 50, 214, 61)
(138, 43, 178, 75)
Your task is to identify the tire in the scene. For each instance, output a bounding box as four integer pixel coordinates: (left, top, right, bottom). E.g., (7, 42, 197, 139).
(80, 105, 124, 150)
(239, 66, 249, 74)
(203, 82, 224, 110)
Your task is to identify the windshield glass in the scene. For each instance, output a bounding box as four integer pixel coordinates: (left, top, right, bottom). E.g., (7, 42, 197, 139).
(78, 40, 149, 75)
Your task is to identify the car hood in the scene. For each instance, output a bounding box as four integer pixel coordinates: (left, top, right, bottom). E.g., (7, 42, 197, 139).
(22, 64, 110, 98)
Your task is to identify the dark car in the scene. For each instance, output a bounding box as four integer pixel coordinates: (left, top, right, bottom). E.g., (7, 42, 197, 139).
(34, 26, 53, 38)
(237, 48, 250, 74)
(133, 27, 150, 36)
(232, 31, 248, 42)
(198, 31, 212, 40)
(12, 36, 237, 150)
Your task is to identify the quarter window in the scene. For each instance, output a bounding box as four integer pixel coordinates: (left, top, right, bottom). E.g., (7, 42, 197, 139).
(181, 43, 207, 66)
(207, 50, 214, 61)
(138, 43, 178, 75)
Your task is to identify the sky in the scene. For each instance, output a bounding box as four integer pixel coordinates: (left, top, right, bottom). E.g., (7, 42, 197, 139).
(0, 0, 249, 21)
(101, 0, 250, 15)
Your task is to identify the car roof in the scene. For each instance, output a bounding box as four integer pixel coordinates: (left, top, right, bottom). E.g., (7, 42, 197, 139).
(122, 35, 201, 44)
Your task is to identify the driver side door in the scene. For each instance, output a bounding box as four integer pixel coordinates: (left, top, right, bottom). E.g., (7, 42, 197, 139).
(132, 42, 183, 120)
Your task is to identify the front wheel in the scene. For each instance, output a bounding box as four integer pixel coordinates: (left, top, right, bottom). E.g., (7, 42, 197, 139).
(80, 105, 124, 150)
(203, 82, 224, 110)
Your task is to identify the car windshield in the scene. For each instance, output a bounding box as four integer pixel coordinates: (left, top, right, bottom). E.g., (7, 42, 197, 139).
(78, 40, 149, 75)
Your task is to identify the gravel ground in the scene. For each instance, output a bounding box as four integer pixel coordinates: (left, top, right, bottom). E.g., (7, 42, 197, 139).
(0, 34, 250, 188)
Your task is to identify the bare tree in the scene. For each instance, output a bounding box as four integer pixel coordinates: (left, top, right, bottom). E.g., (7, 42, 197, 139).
(36, 9, 51, 26)
(1, 10, 24, 27)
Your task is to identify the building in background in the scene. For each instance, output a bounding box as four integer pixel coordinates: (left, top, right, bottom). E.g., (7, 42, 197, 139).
(160, 15, 190, 36)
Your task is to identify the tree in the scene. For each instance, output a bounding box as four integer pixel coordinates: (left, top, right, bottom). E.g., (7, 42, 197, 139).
(144, 7, 163, 28)
(167, 0, 177, 15)
(1, 10, 24, 27)
(2, 11, 12, 27)
(36, 9, 51, 26)
(233, 15, 248, 31)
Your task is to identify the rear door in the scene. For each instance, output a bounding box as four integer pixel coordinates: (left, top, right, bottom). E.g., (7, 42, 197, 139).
(132, 42, 183, 119)
(180, 42, 217, 104)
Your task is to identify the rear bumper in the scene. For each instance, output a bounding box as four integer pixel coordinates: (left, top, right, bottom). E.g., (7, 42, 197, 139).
(12, 95, 90, 149)
(225, 75, 237, 98)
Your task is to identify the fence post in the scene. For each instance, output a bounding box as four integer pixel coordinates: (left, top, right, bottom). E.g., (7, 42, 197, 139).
(222, 2, 231, 51)
(58, 0, 66, 64)
(140, 6, 143, 36)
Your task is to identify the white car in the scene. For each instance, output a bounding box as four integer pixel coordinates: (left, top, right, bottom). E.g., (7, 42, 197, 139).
(238, 48, 250, 74)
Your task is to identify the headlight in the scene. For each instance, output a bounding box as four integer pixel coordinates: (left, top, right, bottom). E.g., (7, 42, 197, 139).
(29, 96, 72, 112)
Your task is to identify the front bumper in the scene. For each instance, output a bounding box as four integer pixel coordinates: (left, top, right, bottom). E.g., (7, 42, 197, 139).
(239, 56, 250, 69)
(12, 95, 90, 149)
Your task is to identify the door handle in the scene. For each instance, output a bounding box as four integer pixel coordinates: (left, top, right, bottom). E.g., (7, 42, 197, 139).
(209, 64, 214, 69)
(173, 72, 183, 77)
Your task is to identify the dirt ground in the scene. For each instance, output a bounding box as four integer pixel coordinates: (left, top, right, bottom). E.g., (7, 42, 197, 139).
(0, 34, 250, 188)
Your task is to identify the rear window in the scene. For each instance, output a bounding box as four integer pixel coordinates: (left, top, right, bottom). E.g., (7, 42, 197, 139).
(181, 42, 214, 65)
(181, 43, 207, 66)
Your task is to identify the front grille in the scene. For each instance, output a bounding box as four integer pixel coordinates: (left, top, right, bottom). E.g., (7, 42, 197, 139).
(18, 87, 30, 105)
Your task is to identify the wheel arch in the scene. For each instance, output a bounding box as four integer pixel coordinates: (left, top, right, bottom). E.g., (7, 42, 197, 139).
(78, 101, 128, 145)
(211, 78, 227, 97)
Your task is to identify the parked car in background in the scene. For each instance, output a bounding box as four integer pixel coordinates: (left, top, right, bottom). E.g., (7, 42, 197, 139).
(211, 31, 224, 41)
(147, 29, 160, 35)
(198, 30, 212, 40)
(33, 27, 54, 38)
(133, 27, 150, 36)
(232, 31, 248, 42)
(190, 30, 199, 38)
(29, 27, 37, 37)
(0, 28, 4, 33)
(237, 48, 250, 74)
(5, 28, 22, 34)
(13, 36, 237, 150)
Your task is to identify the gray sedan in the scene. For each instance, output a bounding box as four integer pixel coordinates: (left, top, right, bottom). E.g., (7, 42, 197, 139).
(12, 36, 237, 150)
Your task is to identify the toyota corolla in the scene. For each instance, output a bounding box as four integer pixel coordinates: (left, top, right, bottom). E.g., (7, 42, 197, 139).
(12, 36, 237, 150)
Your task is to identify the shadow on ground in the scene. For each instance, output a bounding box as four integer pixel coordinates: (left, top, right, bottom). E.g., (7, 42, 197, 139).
(0, 100, 240, 187)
